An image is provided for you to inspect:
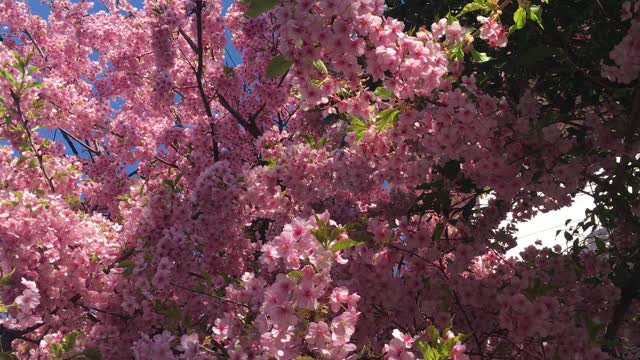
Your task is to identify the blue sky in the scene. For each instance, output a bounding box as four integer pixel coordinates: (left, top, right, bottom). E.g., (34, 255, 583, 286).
(25, 0, 241, 64)
(9, 0, 241, 161)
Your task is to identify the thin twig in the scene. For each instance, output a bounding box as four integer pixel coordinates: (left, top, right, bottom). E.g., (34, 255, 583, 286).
(23, 30, 46, 60)
(169, 282, 249, 309)
(11, 90, 56, 193)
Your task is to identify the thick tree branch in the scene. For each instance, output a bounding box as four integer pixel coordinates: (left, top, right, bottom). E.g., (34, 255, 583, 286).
(603, 264, 640, 354)
(178, 27, 199, 54)
(194, 0, 220, 161)
(0, 322, 45, 351)
(59, 128, 101, 155)
(215, 91, 263, 138)
(103, 248, 136, 274)
(70, 295, 130, 321)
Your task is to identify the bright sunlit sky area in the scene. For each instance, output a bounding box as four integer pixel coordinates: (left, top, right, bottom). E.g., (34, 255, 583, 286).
(506, 193, 595, 256)
(19, 0, 596, 258)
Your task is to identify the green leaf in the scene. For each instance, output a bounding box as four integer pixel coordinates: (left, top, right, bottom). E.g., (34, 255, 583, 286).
(11, 191, 23, 202)
(336, 87, 353, 98)
(345, 114, 368, 141)
(0, 301, 9, 313)
(25, 52, 33, 66)
(417, 339, 440, 360)
(27, 65, 39, 76)
(313, 137, 328, 149)
(27, 158, 38, 169)
(330, 239, 363, 252)
(61, 331, 78, 352)
(311, 218, 329, 246)
(432, 223, 444, 241)
(266, 55, 292, 79)
(119, 260, 135, 276)
(445, 12, 458, 24)
(241, 0, 279, 18)
(564, 231, 573, 241)
(312, 59, 328, 74)
(50, 343, 63, 358)
(2, 200, 19, 207)
(462, 197, 476, 219)
(375, 108, 401, 132)
(523, 278, 558, 300)
(0, 352, 20, 360)
(0, 69, 17, 85)
(26, 81, 43, 89)
(374, 86, 395, 98)
(427, 325, 440, 346)
(528, 5, 543, 29)
(302, 134, 315, 145)
(446, 43, 464, 61)
(66, 196, 82, 206)
(155, 300, 183, 330)
(442, 337, 458, 355)
(513, 7, 527, 30)
(82, 347, 103, 360)
(594, 237, 607, 253)
(260, 158, 277, 168)
(16, 156, 29, 166)
(0, 268, 15, 286)
(458, 2, 488, 16)
(117, 194, 132, 201)
(584, 316, 605, 342)
(470, 49, 493, 63)
(286, 270, 303, 280)
(310, 78, 327, 87)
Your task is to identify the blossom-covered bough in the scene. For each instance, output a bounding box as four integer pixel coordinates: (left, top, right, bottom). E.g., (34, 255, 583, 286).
(0, 0, 638, 358)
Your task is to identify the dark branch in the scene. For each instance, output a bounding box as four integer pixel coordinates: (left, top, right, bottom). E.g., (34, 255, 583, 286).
(194, 0, 220, 161)
(178, 27, 199, 53)
(59, 128, 101, 155)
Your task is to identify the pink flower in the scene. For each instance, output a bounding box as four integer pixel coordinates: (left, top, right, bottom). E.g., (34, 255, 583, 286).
(329, 287, 350, 312)
(451, 341, 470, 360)
(621, 1, 632, 21)
(305, 321, 331, 348)
(383, 338, 416, 360)
(15, 289, 40, 310)
(432, 18, 448, 38)
(331, 309, 359, 344)
(295, 266, 323, 309)
(212, 318, 229, 340)
(445, 21, 465, 43)
(179, 334, 199, 358)
(477, 16, 508, 48)
(20, 277, 37, 291)
(391, 329, 416, 348)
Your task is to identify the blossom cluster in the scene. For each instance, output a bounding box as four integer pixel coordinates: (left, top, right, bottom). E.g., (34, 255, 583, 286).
(0, 0, 637, 359)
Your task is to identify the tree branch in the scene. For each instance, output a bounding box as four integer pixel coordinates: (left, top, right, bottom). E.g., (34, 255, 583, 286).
(11, 90, 56, 193)
(603, 264, 640, 354)
(169, 282, 249, 309)
(59, 128, 101, 155)
(23, 29, 46, 61)
(178, 27, 199, 53)
(103, 248, 136, 274)
(193, 0, 220, 161)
